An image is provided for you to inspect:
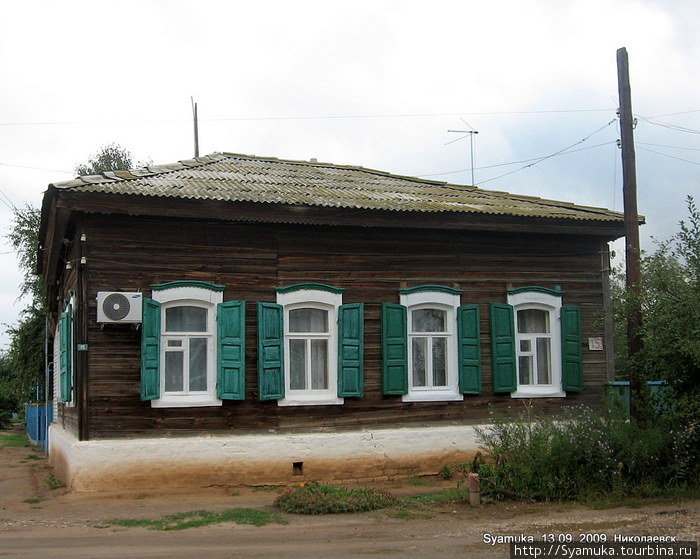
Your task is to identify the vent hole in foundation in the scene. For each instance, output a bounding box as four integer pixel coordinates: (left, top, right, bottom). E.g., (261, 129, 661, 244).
(292, 461, 304, 476)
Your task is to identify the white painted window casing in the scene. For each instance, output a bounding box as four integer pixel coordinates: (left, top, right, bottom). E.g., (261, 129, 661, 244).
(400, 290, 463, 402)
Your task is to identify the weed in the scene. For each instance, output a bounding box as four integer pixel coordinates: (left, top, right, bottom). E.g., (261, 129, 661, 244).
(251, 485, 284, 493)
(109, 508, 286, 531)
(22, 498, 44, 504)
(439, 465, 454, 480)
(0, 434, 30, 447)
(26, 454, 43, 460)
(230, 490, 240, 497)
(274, 483, 398, 514)
(135, 493, 150, 500)
(44, 473, 65, 490)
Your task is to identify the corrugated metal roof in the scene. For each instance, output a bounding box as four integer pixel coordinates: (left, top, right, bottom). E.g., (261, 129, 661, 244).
(49, 152, 625, 222)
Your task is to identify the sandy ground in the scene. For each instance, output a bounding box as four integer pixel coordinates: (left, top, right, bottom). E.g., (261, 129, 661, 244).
(0, 427, 697, 559)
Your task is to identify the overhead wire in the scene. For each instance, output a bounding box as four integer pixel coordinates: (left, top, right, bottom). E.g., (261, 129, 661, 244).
(0, 108, 615, 127)
(0, 162, 74, 174)
(475, 119, 617, 186)
(636, 146, 700, 166)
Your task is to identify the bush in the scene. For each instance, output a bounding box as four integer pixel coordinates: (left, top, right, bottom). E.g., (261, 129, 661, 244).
(274, 483, 398, 514)
(472, 405, 698, 502)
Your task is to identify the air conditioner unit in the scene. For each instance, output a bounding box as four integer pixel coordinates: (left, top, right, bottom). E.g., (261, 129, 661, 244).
(97, 292, 143, 324)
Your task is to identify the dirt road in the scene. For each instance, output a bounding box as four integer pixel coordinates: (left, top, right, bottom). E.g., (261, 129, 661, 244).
(1, 429, 697, 559)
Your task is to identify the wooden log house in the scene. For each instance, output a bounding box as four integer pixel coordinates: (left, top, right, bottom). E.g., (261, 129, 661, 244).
(38, 152, 628, 490)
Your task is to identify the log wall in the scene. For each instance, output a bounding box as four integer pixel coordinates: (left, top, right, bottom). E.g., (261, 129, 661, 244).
(81, 214, 610, 439)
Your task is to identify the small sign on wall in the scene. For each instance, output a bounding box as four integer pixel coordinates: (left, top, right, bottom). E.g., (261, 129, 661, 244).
(588, 337, 603, 351)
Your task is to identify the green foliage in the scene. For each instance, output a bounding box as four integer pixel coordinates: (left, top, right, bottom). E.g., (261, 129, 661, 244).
(611, 196, 700, 394)
(44, 473, 65, 490)
(6, 204, 43, 303)
(4, 306, 45, 402)
(472, 405, 698, 502)
(0, 433, 30, 447)
(274, 483, 398, 514)
(439, 464, 454, 480)
(109, 508, 286, 530)
(74, 143, 147, 176)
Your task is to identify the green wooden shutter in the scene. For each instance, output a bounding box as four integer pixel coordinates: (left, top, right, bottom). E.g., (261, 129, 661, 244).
(490, 303, 517, 393)
(338, 303, 364, 397)
(257, 302, 284, 400)
(59, 307, 73, 402)
(217, 301, 246, 400)
(458, 304, 482, 394)
(381, 303, 408, 395)
(140, 298, 161, 401)
(561, 305, 583, 392)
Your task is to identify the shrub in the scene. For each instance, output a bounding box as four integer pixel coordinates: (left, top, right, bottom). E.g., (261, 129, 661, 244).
(274, 483, 398, 514)
(472, 405, 698, 502)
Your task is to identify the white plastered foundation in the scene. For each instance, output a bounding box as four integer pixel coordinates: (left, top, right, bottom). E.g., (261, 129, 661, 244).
(48, 423, 483, 491)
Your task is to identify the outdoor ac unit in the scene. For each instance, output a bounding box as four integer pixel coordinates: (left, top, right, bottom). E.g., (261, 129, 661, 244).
(97, 292, 143, 324)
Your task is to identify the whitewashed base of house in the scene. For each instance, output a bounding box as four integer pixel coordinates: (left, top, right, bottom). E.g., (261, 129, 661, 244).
(48, 423, 484, 492)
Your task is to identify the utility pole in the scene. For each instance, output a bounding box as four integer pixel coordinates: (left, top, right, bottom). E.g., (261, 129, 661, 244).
(616, 47, 644, 421)
(191, 97, 200, 158)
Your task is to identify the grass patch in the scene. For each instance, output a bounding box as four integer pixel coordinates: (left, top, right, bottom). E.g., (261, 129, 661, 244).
(109, 508, 286, 531)
(408, 475, 438, 487)
(22, 498, 44, 504)
(0, 433, 30, 447)
(26, 454, 43, 460)
(274, 483, 398, 514)
(251, 485, 284, 493)
(135, 493, 151, 500)
(44, 473, 65, 490)
(386, 487, 468, 520)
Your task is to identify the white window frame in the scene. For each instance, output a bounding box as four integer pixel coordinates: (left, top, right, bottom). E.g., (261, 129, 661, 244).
(400, 290, 463, 402)
(507, 290, 565, 398)
(276, 289, 343, 407)
(152, 286, 223, 408)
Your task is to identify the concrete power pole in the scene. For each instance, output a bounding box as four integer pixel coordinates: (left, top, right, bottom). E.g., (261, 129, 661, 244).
(616, 47, 644, 421)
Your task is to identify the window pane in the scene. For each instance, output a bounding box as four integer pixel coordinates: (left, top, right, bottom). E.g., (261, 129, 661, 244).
(167, 339, 183, 347)
(165, 352, 184, 391)
(310, 339, 328, 390)
(289, 339, 306, 390)
(189, 338, 207, 391)
(517, 309, 549, 334)
(412, 309, 446, 332)
(520, 339, 531, 352)
(432, 337, 447, 387)
(166, 306, 208, 332)
(536, 338, 551, 384)
(289, 308, 328, 333)
(412, 337, 427, 386)
(519, 355, 532, 385)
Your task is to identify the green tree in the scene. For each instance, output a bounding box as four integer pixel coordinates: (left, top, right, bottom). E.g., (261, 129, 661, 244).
(74, 143, 147, 176)
(4, 144, 145, 401)
(613, 196, 700, 393)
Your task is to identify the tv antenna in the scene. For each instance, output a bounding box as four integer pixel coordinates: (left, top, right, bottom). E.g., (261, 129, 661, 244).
(447, 118, 479, 185)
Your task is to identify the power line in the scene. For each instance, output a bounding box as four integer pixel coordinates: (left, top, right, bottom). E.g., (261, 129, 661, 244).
(636, 116, 700, 134)
(0, 162, 74, 174)
(418, 141, 615, 178)
(636, 142, 700, 152)
(0, 188, 17, 211)
(637, 146, 700, 166)
(475, 119, 617, 186)
(0, 108, 615, 127)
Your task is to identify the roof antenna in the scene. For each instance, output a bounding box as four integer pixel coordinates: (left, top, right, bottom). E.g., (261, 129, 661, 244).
(446, 118, 479, 185)
(191, 97, 200, 158)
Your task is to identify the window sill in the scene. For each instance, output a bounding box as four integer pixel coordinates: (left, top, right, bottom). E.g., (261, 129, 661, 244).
(402, 392, 464, 403)
(511, 389, 566, 399)
(278, 396, 344, 407)
(151, 397, 223, 408)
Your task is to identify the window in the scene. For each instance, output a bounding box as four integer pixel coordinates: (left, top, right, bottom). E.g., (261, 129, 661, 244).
(401, 289, 462, 401)
(278, 287, 343, 406)
(508, 289, 563, 397)
(381, 285, 482, 401)
(141, 281, 246, 407)
(257, 283, 364, 406)
(58, 296, 75, 405)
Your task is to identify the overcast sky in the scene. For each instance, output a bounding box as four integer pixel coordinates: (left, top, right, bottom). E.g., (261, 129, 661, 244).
(1, 0, 698, 350)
